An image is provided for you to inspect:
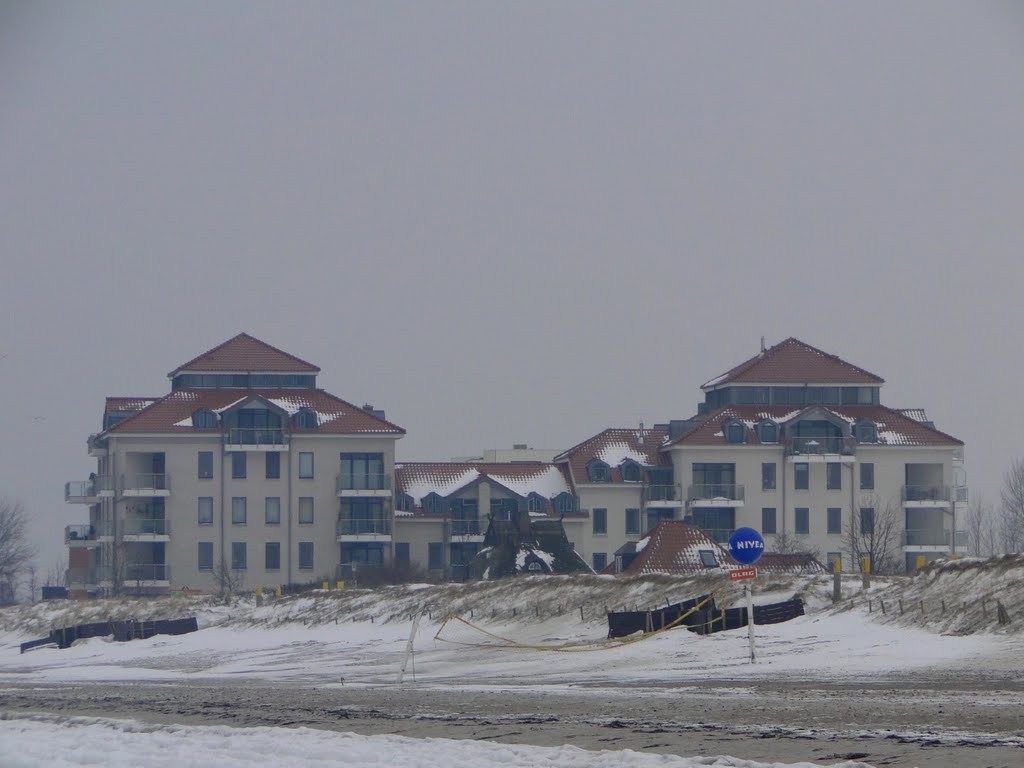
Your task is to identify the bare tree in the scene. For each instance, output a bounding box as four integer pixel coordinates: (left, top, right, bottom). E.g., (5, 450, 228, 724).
(45, 557, 68, 587)
(999, 458, 1024, 554)
(844, 496, 901, 573)
(212, 559, 243, 602)
(26, 564, 37, 603)
(965, 495, 997, 557)
(0, 499, 36, 602)
(768, 530, 814, 556)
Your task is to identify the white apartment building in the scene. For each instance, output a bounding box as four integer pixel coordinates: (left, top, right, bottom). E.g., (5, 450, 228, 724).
(64, 334, 405, 596)
(556, 338, 967, 573)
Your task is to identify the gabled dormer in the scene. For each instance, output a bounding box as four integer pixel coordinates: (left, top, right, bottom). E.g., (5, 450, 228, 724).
(527, 492, 547, 513)
(852, 418, 878, 444)
(756, 418, 778, 444)
(191, 407, 218, 428)
(292, 407, 318, 429)
(619, 459, 643, 482)
(422, 492, 445, 514)
(722, 419, 747, 445)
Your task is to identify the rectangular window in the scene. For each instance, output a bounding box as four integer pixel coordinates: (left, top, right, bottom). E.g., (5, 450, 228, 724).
(428, 542, 443, 570)
(860, 507, 875, 535)
(231, 542, 247, 570)
(339, 453, 386, 490)
(827, 462, 841, 490)
(795, 507, 810, 534)
(794, 463, 809, 490)
(625, 508, 640, 535)
(762, 507, 777, 535)
(231, 496, 247, 525)
(827, 552, 842, 572)
(232, 451, 247, 479)
(860, 462, 874, 490)
(592, 508, 607, 535)
(265, 452, 280, 480)
(592, 552, 607, 571)
(762, 462, 776, 491)
(198, 542, 213, 571)
(827, 507, 842, 535)
(298, 497, 314, 525)
(299, 452, 314, 479)
(265, 497, 281, 525)
(394, 542, 410, 562)
(198, 497, 213, 526)
(299, 542, 314, 570)
(265, 542, 280, 570)
(198, 451, 213, 480)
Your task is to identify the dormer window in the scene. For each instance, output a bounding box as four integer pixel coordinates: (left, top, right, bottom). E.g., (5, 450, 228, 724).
(587, 459, 611, 482)
(395, 493, 413, 512)
(724, 420, 746, 445)
(422, 492, 444, 514)
(527, 493, 546, 513)
(553, 492, 577, 513)
(293, 408, 318, 429)
(758, 420, 778, 444)
(191, 408, 218, 428)
(620, 460, 642, 482)
(854, 420, 877, 444)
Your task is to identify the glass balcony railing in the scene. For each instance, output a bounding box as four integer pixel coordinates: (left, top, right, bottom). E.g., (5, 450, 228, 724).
(120, 473, 170, 492)
(124, 564, 169, 581)
(224, 428, 287, 446)
(64, 524, 97, 543)
(336, 473, 392, 492)
(902, 529, 969, 547)
(450, 518, 481, 536)
(786, 436, 855, 455)
(644, 484, 680, 503)
(336, 517, 392, 536)
(688, 484, 745, 501)
(901, 485, 952, 503)
(122, 518, 170, 536)
(64, 476, 113, 501)
(698, 527, 735, 544)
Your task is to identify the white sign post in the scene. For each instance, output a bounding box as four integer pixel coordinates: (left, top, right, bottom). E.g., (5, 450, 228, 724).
(728, 527, 765, 666)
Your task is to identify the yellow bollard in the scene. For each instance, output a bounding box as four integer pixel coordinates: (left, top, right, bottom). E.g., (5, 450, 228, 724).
(915, 555, 926, 570)
(275, 584, 282, 598)
(861, 555, 871, 574)
(336, 580, 344, 590)
(255, 585, 263, 597)
(831, 557, 841, 573)
(322, 581, 329, 590)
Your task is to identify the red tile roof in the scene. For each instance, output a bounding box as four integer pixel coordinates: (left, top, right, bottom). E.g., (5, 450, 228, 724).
(702, 338, 884, 389)
(168, 333, 320, 376)
(665, 404, 962, 447)
(104, 397, 158, 415)
(395, 462, 572, 507)
(619, 521, 732, 575)
(106, 389, 404, 435)
(554, 427, 671, 487)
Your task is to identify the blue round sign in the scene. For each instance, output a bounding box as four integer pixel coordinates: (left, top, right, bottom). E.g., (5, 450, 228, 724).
(729, 527, 765, 565)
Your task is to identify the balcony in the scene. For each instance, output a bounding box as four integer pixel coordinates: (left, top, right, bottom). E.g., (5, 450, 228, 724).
(123, 563, 170, 583)
(87, 434, 108, 458)
(687, 484, 745, 507)
(223, 428, 288, 451)
(64, 476, 114, 503)
(643, 484, 684, 508)
(67, 565, 112, 586)
(901, 485, 952, 507)
(121, 518, 170, 540)
(65, 524, 100, 547)
(449, 518, 483, 538)
(902, 528, 969, 549)
(785, 436, 855, 461)
(336, 516, 392, 541)
(120, 473, 170, 497)
(336, 473, 392, 497)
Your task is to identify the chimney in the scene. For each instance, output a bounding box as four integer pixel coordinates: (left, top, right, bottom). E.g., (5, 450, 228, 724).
(760, 336, 767, 354)
(362, 403, 386, 420)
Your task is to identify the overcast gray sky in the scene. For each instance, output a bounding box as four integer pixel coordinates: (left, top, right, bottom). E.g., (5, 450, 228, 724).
(3, 2, 1024, 575)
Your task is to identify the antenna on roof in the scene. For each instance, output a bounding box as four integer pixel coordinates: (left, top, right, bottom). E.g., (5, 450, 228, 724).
(760, 336, 767, 354)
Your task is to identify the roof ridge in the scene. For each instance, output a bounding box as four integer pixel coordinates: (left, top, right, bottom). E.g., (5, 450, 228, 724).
(701, 337, 884, 389)
(168, 333, 321, 377)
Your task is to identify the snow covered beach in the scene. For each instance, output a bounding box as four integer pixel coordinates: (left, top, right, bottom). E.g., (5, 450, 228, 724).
(2, 567, 1024, 767)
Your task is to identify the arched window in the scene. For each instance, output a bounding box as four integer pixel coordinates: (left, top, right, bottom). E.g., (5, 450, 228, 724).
(422, 492, 444, 514)
(620, 461, 642, 482)
(758, 420, 778, 444)
(191, 408, 218, 428)
(725, 421, 746, 444)
(553, 492, 577, 513)
(587, 460, 611, 482)
(293, 408, 318, 428)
